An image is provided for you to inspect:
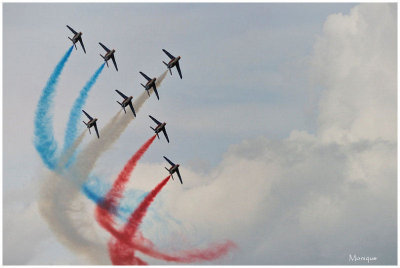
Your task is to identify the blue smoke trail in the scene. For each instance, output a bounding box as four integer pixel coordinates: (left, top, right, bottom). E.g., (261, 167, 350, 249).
(34, 46, 74, 170)
(62, 63, 105, 153)
(82, 175, 148, 221)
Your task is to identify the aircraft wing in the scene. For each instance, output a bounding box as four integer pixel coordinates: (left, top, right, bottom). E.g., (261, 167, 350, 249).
(139, 72, 151, 81)
(82, 110, 93, 120)
(163, 156, 175, 166)
(162, 128, 169, 143)
(79, 38, 86, 54)
(149, 115, 161, 125)
(176, 62, 182, 79)
(176, 168, 183, 184)
(153, 85, 160, 100)
(162, 49, 175, 60)
(99, 42, 110, 52)
(115, 89, 128, 99)
(66, 25, 77, 35)
(111, 55, 118, 71)
(94, 122, 100, 139)
(128, 101, 136, 117)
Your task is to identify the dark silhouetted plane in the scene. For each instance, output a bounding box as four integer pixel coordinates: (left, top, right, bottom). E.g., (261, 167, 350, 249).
(115, 89, 136, 117)
(82, 110, 99, 138)
(162, 49, 182, 79)
(66, 25, 86, 53)
(164, 156, 182, 184)
(140, 72, 159, 100)
(149, 115, 169, 143)
(99, 42, 118, 71)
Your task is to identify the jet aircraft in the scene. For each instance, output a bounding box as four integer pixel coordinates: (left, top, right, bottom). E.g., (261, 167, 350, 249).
(164, 156, 182, 184)
(66, 25, 86, 53)
(140, 72, 159, 100)
(82, 110, 99, 139)
(162, 49, 182, 79)
(149, 115, 169, 143)
(115, 89, 136, 117)
(99, 42, 118, 71)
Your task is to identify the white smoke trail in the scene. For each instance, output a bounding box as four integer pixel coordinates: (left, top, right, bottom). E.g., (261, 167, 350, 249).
(38, 170, 110, 264)
(56, 130, 87, 171)
(71, 70, 168, 184)
(38, 70, 168, 264)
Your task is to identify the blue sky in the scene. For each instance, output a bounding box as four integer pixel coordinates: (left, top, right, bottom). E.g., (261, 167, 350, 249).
(3, 3, 396, 265)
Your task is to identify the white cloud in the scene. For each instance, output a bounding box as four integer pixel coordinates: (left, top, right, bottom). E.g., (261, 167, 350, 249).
(311, 4, 397, 144)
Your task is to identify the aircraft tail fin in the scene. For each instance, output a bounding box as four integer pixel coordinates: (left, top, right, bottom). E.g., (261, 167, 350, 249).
(162, 61, 172, 75)
(83, 121, 91, 134)
(100, 54, 109, 67)
(141, 83, 146, 88)
(165, 167, 174, 180)
(117, 101, 122, 107)
(150, 126, 159, 138)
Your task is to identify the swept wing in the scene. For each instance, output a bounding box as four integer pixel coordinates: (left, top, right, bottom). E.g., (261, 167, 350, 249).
(82, 110, 93, 120)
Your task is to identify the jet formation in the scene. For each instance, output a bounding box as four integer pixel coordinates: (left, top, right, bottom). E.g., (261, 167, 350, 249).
(68, 26, 184, 183)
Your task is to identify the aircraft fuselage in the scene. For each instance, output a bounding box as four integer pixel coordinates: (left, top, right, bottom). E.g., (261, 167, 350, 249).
(145, 78, 157, 89)
(87, 118, 98, 128)
(104, 49, 116, 61)
(72, 32, 82, 43)
(155, 122, 166, 134)
(167, 56, 181, 68)
(169, 164, 180, 175)
(122, 96, 133, 107)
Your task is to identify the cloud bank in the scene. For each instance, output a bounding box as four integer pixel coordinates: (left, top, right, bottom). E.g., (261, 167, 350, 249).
(134, 3, 396, 264)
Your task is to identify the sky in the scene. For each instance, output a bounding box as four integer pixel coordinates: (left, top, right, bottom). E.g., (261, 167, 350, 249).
(3, 2, 397, 265)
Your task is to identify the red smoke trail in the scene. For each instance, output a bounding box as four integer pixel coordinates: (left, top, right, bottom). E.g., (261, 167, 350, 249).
(122, 176, 170, 237)
(109, 175, 237, 264)
(95, 135, 156, 232)
(94, 136, 236, 264)
(109, 176, 170, 264)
